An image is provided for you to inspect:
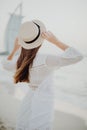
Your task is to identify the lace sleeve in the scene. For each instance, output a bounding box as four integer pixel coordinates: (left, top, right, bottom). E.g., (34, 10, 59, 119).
(45, 47, 84, 69)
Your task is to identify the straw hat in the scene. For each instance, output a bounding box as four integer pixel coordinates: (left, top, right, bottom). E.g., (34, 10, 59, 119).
(18, 19, 46, 49)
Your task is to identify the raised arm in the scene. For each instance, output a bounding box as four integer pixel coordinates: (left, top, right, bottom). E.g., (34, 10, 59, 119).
(2, 37, 21, 71)
(42, 31, 84, 69)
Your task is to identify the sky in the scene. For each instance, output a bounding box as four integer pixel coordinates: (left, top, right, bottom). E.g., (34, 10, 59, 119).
(0, 0, 87, 55)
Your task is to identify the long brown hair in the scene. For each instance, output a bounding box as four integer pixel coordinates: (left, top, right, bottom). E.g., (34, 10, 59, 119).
(14, 45, 41, 83)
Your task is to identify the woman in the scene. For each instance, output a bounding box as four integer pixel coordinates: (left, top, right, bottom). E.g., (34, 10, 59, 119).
(2, 19, 84, 130)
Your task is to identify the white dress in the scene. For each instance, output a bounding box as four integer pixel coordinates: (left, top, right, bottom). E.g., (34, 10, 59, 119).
(2, 46, 84, 130)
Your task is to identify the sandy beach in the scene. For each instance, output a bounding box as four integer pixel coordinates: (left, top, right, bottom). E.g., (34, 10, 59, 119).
(53, 110, 87, 130)
(0, 111, 87, 130)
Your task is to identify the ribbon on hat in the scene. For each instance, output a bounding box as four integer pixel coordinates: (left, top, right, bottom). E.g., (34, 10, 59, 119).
(24, 22, 40, 44)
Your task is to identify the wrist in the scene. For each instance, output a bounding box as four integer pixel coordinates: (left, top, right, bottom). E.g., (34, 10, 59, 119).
(54, 40, 69, 51)
(50, 38, 59, 45)
(7, 51, 15, 60)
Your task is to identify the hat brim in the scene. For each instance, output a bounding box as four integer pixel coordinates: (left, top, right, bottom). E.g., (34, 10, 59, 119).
(18, 19, 46, 49)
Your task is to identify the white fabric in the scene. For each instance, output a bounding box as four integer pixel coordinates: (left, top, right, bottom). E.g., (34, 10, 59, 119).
(1, 46, 84, 130)
(45, 46, 83, 69)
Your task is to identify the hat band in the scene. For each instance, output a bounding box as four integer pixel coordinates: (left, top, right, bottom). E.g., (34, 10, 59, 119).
(24, 22, 40, 44)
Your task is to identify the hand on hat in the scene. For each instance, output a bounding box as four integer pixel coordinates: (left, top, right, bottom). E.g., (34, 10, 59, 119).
(41, 31, 58, 45)
(41, 31, 69, 50)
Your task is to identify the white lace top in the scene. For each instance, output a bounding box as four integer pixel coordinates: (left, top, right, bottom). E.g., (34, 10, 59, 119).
(1, 46, 84, 130)
(2, 46, 83, 88)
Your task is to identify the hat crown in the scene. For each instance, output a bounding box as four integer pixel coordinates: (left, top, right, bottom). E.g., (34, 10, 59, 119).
(18, 19, 46, 49)
(19, 21, 39, 42)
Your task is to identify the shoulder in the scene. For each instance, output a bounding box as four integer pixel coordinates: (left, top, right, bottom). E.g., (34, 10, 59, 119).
(32, 53, 47, 67)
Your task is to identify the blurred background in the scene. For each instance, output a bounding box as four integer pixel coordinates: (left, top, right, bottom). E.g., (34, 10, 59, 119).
(0, 0, 87, 130)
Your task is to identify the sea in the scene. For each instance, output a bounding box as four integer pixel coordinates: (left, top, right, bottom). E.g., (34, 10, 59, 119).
(0, 55, 87, 111)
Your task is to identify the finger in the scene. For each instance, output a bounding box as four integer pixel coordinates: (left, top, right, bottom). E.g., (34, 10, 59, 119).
(41, 32, 45, 38)
(44, 31, 50, 37)
(41, 32, 49, 39)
